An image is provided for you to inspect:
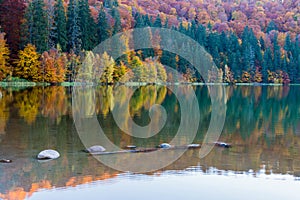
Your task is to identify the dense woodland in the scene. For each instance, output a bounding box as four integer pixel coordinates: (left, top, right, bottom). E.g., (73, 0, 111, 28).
(0, 0, 299, 84)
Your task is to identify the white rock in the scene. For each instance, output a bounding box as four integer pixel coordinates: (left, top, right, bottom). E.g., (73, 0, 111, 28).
(86, 145, 106, 153)
(37, 149, 60, 160)
(158, 143, 171, 149)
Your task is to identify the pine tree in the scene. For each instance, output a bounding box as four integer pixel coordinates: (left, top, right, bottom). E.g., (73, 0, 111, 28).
(273, 33, 281, 71)
(259, 36, 265, 51)
(46, 0, 56, 49)
(262, 47, 272, 82)
(134, 12, 145, 28)
(97, 5, 110, 43)
(266, 20, 277, 33)
(112, 6, 122, 35)
(79, 0, 97, 50)
(54, 0, 67, 51)
(153, 14, 162, 28)
(21, 0, 49, 53)
(67, 0, 81, 54)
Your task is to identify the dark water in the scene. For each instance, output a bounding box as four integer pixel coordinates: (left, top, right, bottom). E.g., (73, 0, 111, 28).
(0, 85, 300, 200)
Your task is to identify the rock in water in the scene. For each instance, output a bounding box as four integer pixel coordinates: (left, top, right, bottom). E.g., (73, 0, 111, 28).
(187, 144, 201, 148)
(125, 145, 137, 150)
(214, 142, 232, 148)
(37, 149, 60, 160)
(85, 145, 106, 153)
(0, 91, 2, 99)
(158, 143, 171, 149)
(0, 159, 12, 163)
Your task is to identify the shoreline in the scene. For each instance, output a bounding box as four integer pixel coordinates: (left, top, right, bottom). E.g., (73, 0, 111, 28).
(1, 81, 298, 88)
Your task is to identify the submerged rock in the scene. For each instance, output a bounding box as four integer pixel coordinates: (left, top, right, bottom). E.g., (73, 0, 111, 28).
(37, 149, 60, 160)
(84, 145, 106, 153)
(0, 159, 12, 163)
(158, 143, 171, 149)
(0, 91, 2, 99)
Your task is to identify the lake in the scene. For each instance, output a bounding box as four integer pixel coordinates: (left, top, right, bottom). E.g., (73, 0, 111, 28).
(0, 85, 300, 200)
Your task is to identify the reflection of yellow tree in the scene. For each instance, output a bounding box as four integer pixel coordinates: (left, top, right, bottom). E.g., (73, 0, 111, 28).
(41, 86, 68, 123)
(0, 89, 11, 136)
(15, 88, 42, 124)
(96, 86, 114, 117)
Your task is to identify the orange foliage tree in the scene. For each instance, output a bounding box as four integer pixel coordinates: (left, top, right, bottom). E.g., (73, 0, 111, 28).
(40, 49, 67, 83)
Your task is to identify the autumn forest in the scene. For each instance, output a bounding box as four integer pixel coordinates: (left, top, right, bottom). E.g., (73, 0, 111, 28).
(0, 0, 300, 84)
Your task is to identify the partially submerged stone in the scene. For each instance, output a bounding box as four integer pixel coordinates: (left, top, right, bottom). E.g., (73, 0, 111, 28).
(37, 149, 60, 160)
(214, 142, 232, 148)
(84, 145, 106, 153)
(158, 143, 171, 149)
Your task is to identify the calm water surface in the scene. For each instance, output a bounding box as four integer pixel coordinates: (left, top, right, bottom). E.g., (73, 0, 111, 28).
(0, 85, 300, 199)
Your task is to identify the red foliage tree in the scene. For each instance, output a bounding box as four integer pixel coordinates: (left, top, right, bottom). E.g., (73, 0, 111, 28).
(0, 0, 26, 58)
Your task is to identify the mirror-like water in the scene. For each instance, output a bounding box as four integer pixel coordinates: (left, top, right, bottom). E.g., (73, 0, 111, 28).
(0, 85, 300, 199)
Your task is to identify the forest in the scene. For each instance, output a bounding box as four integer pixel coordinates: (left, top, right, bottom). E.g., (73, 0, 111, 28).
(0, 0, 299, 84)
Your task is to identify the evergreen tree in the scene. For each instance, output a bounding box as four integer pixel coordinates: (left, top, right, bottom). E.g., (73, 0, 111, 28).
(259, 36, 265, 51)
(266, 20, 278, 33)
(67, 0, 81, 54)
(112, 6, 122, 35)
(79, 0, 97, 50)
(143, 14, 151, 26)
(153, 14, 162, 28)
(134, 12, 145, 28)
(54, 0, 67, 51)
(45, 0, 56, 49)
(262, 47, 272, 82)
(272, 33, 281, 71)
(195, 24, 207, 47)
(97, 5, 110, 43)
(21, 0, 49, 53)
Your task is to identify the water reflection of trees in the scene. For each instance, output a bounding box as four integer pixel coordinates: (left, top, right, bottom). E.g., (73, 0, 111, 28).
(1, 86, 300, 199)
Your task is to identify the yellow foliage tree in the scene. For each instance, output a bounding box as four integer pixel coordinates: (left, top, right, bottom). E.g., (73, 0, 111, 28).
(0, 32, 10, 81)
(14, 44, 42, 82)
